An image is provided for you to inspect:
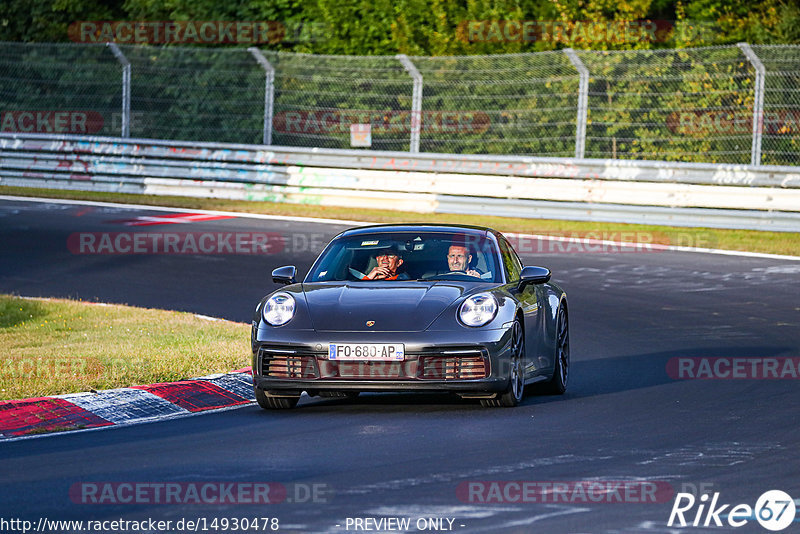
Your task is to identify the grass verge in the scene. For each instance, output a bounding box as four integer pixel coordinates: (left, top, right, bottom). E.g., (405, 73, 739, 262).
(0, 294, 250, 402)
(1, 186, 798, 257)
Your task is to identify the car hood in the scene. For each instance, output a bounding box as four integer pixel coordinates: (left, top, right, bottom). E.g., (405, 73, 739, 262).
(301, 281, 484, 332)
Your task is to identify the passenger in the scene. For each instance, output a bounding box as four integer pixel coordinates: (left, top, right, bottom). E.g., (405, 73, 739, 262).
(363, 245, 409, 280)
(447, 243, 481, 278)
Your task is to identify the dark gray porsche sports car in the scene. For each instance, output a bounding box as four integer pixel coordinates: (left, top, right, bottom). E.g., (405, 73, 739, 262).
(251, 224, 569, 409)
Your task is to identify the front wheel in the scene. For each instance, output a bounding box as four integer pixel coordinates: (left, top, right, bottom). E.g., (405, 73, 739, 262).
(255, 387, 300, 409)
(542, 305, 569, 395)
(481, 319, 525, 408)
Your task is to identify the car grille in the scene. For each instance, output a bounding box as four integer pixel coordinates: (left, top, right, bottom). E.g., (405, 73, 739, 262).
(258, 346, 489, 381)
(259, 348, 319, 379)
(330, 361, 407, 379)
(419, 356, 487, 380)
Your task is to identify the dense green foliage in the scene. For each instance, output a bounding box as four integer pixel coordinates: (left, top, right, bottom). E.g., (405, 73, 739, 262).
(1, 0, 798, 52)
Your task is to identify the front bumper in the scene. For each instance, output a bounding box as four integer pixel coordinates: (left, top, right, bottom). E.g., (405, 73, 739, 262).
(252, 327, 513, 395)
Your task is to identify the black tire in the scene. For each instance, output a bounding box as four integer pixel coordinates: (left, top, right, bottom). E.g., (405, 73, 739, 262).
(254, 387, 300, 409)
(481, 319, 525, 408)
(542, 305, 569, 395)
(318, 391, 360, 399)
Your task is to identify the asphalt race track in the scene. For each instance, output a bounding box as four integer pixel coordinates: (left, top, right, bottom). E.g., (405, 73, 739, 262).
(1, 197, 799, 534)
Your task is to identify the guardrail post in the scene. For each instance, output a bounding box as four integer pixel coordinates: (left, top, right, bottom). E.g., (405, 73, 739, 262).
(564, 48, 589, 160)
(738, 43, 765, 166)
(106, 42, 131, 138)
(248, 47, 275, 146)
(397, 54, 423, 153)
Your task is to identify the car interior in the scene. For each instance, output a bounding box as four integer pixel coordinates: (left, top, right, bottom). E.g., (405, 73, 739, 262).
(309, 233, 498, 282)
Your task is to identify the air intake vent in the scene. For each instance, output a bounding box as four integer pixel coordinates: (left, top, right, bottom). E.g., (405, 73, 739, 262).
(259, 348, 319, 379)
(418, 349, 488, 380)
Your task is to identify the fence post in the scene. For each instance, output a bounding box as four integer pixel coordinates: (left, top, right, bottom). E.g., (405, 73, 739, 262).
(564, 48, 589, 160)
(396, 54, 423, 153)
(106, 43, 130, 138)
(248, 47, 275, 146)
(738, 43, 765, 166)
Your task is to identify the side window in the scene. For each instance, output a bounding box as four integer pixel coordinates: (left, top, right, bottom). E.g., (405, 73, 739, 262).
(497, 236, 522, 282)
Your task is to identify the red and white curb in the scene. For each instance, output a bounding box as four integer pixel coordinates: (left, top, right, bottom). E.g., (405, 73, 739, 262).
(0, 369, 255, 440)
(107, 212, 236, 226)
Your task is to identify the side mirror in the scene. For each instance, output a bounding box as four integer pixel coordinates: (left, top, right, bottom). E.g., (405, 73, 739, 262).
(518, 266, 551, 290)
(272, 265, 297, 285)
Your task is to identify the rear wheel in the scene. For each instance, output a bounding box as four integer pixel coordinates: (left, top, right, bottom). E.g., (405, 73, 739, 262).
(481, 319, 525, 408)
(254, 387, 300, 409)
(542, 305, 569, 394)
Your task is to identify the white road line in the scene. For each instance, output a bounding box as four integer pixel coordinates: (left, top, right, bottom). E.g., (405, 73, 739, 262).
(502, 231, 800, 262)
(0, 195, 366, 227)
(2, 194, 799, 261)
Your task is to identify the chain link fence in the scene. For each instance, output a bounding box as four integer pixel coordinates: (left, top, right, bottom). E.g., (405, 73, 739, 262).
(752, 45, 800, 166)
(1, 41, 798, 165)
(121, 45, 267, 144)
(263, 51, 415, 151)
(580, 46, 756, 164)
(0, 42, 123, 137)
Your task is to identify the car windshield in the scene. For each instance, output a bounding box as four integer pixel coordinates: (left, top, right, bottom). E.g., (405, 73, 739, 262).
(305, 231, 501, 283)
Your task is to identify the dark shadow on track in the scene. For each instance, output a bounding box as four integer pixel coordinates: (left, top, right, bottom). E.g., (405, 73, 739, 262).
(528, 345, 795, 404)
(301, 392, 475, 410)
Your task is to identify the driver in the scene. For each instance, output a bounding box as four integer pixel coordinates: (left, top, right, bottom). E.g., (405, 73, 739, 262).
(447, 243, 481, 278)
(363, 244, 409, 280)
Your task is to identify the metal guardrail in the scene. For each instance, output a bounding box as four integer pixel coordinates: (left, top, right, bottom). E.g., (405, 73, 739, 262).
(3, 133, 800, 188)
(1, 132, 799, 232)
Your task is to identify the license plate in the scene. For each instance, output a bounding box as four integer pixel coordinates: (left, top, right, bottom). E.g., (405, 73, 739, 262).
(328, 343, 405, 361)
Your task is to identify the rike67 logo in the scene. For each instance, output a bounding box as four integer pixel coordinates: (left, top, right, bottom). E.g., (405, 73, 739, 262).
(668, 490, 796, 531)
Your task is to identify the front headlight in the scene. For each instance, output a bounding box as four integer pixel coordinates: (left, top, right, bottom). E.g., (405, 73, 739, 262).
(459, 293, 498, 327)
(262, 292, 295, 326)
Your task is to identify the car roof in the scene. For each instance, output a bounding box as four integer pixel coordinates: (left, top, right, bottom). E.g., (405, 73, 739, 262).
(338, 223, 496, 238)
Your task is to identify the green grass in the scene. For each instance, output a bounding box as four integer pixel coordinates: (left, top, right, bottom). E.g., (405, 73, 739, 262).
(2, 185, 798, 256)
(0, 294, 250, 401)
